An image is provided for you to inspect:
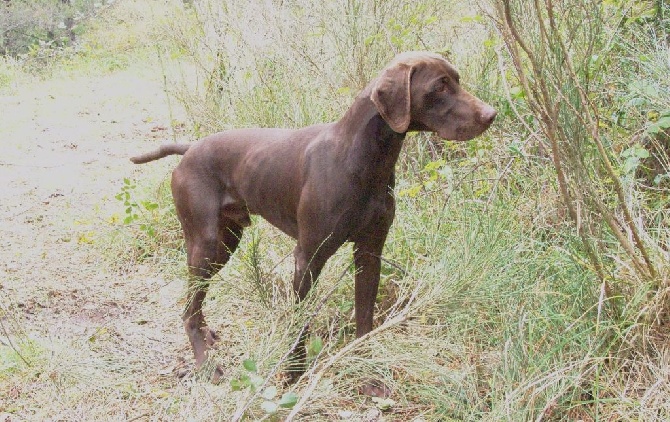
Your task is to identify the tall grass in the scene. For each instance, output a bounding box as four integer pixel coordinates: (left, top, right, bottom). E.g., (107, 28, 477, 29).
(164, 0, 476, 134)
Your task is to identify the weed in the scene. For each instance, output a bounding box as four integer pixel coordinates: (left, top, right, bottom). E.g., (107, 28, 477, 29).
(115, 177, 160, 238)
(230, 358, 299, 417)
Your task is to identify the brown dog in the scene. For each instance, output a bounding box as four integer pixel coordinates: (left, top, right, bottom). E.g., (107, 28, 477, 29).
(130, 51, 496, 390)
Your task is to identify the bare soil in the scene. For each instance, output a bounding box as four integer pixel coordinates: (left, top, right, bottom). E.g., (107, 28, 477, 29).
(0, 63, 193, 419)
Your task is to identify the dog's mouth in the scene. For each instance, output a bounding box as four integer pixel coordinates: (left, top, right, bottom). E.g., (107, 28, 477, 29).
(437, 103, 497, 141)
(438, 123, 492, 142)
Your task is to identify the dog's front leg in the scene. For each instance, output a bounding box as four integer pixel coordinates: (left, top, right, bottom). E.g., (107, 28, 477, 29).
(353, 238, 386, 337)
(285, 242, 331, 383)
(353, 232, 393, 398)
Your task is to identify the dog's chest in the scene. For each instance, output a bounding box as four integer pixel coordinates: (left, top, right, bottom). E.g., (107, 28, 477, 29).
(345, 181, 395, 240)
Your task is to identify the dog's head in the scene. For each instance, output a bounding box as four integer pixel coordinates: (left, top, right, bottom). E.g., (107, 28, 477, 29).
(371, 51, 496, 141)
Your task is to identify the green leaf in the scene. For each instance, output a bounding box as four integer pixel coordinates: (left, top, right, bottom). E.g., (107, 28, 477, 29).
(243, 359, 257, 373)
(230, 375, 251, 391)
(261, 385, 277, 400)
(143, 201, 159, 211)
(460, 14, 484, 24)
(336, 86, 352, 96)
(338, 300, 353, 313)
(278, 392, 299, 408)
(423, 159, 445, 172)
(249, 374, 264, 391)
(621, 145, 649, 159)
(629, 80, 658, 98)
(308, 336, 323, 356)
(623, 157, 640, 174)
(509, 86, 525, 100)
(438, 164, 453, 179)
(364, 34, 378, 46)
(399, 184, 422, 198)
(508, 142, 524, 157)
(371, 397, 396, 411)
(654, 173, 670, 186)
(260, 401, 278, 414)
(647, 116, 670, 135)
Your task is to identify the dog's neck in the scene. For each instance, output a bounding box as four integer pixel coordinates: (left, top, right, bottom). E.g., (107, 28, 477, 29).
(335, 87, 406, 185)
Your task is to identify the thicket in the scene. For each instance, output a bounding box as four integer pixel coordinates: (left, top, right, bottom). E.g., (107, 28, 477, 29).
(0, 0, 108, 56)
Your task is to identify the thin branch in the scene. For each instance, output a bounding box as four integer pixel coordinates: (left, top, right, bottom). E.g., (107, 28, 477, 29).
(545, 0, 657, 280)
(497, 0, 607, 282)
(0, 307, 31, 367)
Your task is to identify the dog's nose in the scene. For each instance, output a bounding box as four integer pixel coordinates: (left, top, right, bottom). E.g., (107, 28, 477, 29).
(480, 105, 497, 126)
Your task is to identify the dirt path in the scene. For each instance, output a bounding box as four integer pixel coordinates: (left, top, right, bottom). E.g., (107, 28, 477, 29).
(0, 63, 192, 418)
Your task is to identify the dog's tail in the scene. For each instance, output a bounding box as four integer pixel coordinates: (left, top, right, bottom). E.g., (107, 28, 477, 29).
(130, 144, 191, 164)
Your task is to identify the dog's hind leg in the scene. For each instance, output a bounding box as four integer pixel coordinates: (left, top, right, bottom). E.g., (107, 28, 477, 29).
(181, 219, 243, 381)
(172, 168, 246, 380)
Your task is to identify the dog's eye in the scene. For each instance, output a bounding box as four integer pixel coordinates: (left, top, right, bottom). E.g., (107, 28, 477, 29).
(435, 78, 449, 92)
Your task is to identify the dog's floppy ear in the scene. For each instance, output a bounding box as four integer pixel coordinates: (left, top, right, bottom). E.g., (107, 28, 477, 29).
(371, 62, 414, 134)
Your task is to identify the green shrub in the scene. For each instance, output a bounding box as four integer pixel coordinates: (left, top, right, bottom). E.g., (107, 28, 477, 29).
(0, 0, 100, 57)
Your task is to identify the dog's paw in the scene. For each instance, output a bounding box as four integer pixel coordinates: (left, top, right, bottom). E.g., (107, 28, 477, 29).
(358, 378, 392, 398)
(279, 364, 308, 387)
(173, 356, 192, 379)
(202, 326, 220, 346)
(210, 365, 225, 384)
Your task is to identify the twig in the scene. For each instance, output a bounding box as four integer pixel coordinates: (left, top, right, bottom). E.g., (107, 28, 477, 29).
(0, 309, 31, 367)
(434, 159, 488, 234)
(498, 0, 607, 283)
(0, 162, 65, 169)
(127, 412, 150, 422)
(546, 0, 657, 280)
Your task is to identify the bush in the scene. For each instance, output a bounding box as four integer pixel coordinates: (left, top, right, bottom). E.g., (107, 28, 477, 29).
(0, 0, 101, 57)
